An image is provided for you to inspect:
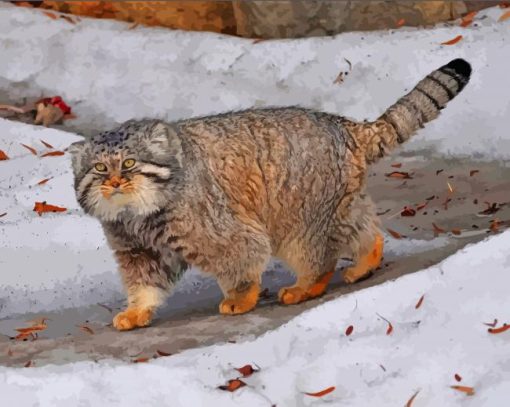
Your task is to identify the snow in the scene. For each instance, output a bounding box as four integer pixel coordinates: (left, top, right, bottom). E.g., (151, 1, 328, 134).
(2, 230, 510, 406)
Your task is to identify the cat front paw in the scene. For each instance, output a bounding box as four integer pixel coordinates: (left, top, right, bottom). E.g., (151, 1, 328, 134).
(112, 308, 153, 331)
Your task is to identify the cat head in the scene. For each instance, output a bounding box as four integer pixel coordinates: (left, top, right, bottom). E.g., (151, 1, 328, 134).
(69, 120, 183, 222)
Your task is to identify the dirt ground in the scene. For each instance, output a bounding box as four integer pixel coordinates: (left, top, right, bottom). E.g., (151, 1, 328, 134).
(1, 113, 510, 368)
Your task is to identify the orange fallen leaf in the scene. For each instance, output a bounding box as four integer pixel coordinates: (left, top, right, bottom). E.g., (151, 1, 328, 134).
(490, 219, 500, 233)
(41, 151, 65, 157)
(488, 323, 510, 334)
(24, 360, 33, 368)
(37, 177, 52, 186)
(460, 11, 477, 27)
(305, 386, 335, 397)
(451, 228, 462, 236)
(415, 294, 425, 309)
(499, 10, 510, 22)
(43, 11, 58, 20)
(385, 171, 413, 179)
(235, 364, 259, 377)
(0, 150, 9, 160)
(33, 201, 67, 216)
(40, 139, 54, 149)
(132, 357, 149, 363)
(396, 18, 405, 27)
(345, 325, 354, 336)
(450, 385, 475, 396)
(433, 222, 446, 236)
(405, 390, 420, 407)
(455, 373, 462, 382)
(77, 324, 94, 335)
(15, 321, 48, 340)
(218, 379, 246, 392)
(387, 228, 404, 239)
(156, 350, 172, 357)
(391, 163, 402, 168)
(377, 313, 393, 335)
(21, 143, 37, 155)
(441, 35, 463, 46)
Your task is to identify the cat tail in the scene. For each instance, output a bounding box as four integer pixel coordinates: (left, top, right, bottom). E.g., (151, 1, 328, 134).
(358, 58, 471, 164)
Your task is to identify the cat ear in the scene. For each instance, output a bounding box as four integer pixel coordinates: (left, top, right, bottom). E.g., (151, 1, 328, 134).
(147, 122, 183, 165)
(66, 140, 86, 156)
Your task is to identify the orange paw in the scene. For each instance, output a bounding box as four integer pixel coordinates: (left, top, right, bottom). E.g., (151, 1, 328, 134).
(344, 234, 383, 284)
(219, 283, 259, 315)
(279, 271, 333, 305)
(112, 308, 153, 331)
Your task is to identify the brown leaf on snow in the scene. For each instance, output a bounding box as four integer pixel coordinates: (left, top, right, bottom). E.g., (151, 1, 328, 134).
(33, 201, 67, 216)
(401, 207, 416, 217)
(470, 169, 479, 177)
(156, 350, 172, 357)
(415, 294, 425, 309)
(304, 386, 336, 397)
(483, 319, 498, 328)
(41, 151, 65, 157)
(387, 228, 405, 239)
(37, 177, 52, 186)
(377, 313, 393, 335)
(499, 10, 510, 21)
(490, 219, 500, 233)
(451, 228, 462, 236)
(405, 390, 420, 407)
(391, 163, 402, 168)
(40, 139, 55, 149)
(385, 171, 412, 179)
(345, 325, 354, 336)
(441, 35, 463, 45)
(0, 150, 9, 160)
(21, 143, 38, 155)
(433, 222, 446, 236)
(0, 212, 6, 218)
(235, 364, 259, 377)
(218, 379, 246, 392)
(460, 11, 478, 27)
(488, 323, 510, 334)
(43, 11, 58, 20)
(24, 360, 33, 368)
(396, 18, 406, 27)
(450, 385, 475, 396)
(132, 357, 149, 363)
(77, 324, 94, 335)
(455, 373, 463, 382)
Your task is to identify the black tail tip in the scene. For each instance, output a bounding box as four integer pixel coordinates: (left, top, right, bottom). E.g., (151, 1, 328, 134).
(445, 58, 472, 79)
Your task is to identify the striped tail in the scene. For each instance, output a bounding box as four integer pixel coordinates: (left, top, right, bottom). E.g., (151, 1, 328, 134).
(361, 59, 471, 163)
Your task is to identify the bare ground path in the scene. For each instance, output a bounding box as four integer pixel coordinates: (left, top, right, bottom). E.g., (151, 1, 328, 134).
(2, 146, 509, 368)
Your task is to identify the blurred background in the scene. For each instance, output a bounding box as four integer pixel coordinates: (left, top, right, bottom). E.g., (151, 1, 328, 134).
(12, 1, 501, 38)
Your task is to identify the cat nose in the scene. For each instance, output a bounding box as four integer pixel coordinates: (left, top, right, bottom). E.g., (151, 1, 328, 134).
(109, 176, 123, 188)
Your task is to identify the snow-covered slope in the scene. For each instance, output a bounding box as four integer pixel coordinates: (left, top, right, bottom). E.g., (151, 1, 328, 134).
(0, 4, 509, 158)
(2, 230, 510, 406)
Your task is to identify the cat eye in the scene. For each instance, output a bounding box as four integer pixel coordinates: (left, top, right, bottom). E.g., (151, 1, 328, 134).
(94, 163, 107, 172)
(122, 159, 136, 169)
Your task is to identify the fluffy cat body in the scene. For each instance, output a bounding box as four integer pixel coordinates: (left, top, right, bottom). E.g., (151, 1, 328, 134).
(70, 59, 471, 330)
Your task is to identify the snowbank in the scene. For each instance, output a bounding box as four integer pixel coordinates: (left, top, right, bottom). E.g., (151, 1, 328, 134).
(2, 230, 510, 406)
(0, 4, 509, 159)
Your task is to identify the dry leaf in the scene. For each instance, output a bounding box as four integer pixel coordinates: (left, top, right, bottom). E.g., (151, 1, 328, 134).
(391, 163, 402, 168)
(416, 202, 428, 211)
(15, 320, 48, 340)
(470, 170, 479, 177)
(441, 35, 463, 45)
(499, 10, 510, 21)
(0, 150, 9, 160)
(24, 360, 33, 368)
(43, 11, 58, 19)
(436, 169, 444, 175)
(426, 195, 436, 201)
(41, 151, 65, 157)
(455, 373, 462, 382)
(385, 171, 412, 179)
(405, 390, 420, 407)
(37, 178, 52, 186)
(60, 15, 77, 24)
(483, 319, 498, 328)
(460, 11, 477, 27)
(433, 222, 446, 236)
(77, 324, 94, 335)
(451, 228, 462, 236)
(401, 207, 416, 217)
(479, 202, 500, 216)
(345, 325, 354, 336)
(218, 379, 246, 392)
(490, 219, 500, 233)
(488, 323, 510, 334)
(377, 313, 393, 335)
(396, 18, 405, 27)
(156, 350, 172, 357)
(305, 386, 335, 397)
(235, 364, 259, 377)
(132, 357, 149, 363)
(0, 212, 6, 218)
(33, 201, 67, 216)
(415, 294, 425, 309)
(450, 385, 475, 396)
(40, 139, 54, 149)
(387, 228, 404, 239)
(21, 143, 37, 155)
(333, 71, 345, 85)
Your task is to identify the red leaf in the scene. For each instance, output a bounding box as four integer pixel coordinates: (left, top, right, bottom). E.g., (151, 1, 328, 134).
(441, 35, 463, 45)
(33, 201, 67, 216)
(37, 177, 52, 186)
(235, 364, 259, 377)
(132, 357, 149, 363)
(385, 171, 412, 179)
(304, 386, 335, 397)
(460, 11, 477, 27)
(415, 294, 425, 309)
(416, 202, 428, 211)
(405, 390, 420, 407)
(387, 228, 404, 239)
(488, 324, 510, 334)
(455, 373, 462, 382)
(396, 18, 405, 27)
(0, 150, 9, 160)
(345, 325, 354, 336)
(156, 350, 172, 357)
(450, 385, 475, 396)
(43, 11, 58, 20)
(451, 228, 462, 236)
(218, 379, 246, 392)
(21, 143, 37, 155)
(432, 223, 446, 236)
(41, 151, 65, 157)
(40, 139, 54, 149)
(401, 207, 416, 217)
(377, 313, 393, 335)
